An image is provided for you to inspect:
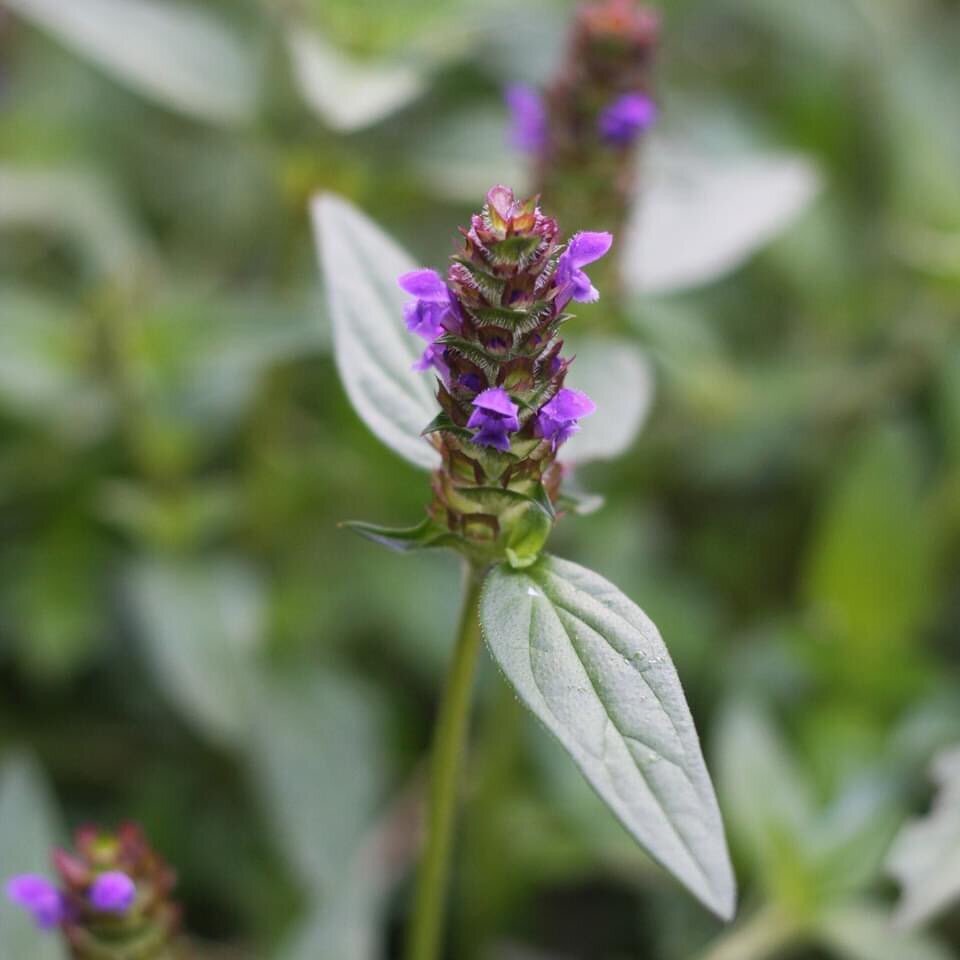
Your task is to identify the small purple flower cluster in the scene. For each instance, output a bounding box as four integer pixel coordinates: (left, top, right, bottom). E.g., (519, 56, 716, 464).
(6, 870, 135, 929)
(508, 84, 656, 154)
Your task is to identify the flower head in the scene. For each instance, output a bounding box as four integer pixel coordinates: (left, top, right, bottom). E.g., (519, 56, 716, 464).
(396, 186, 604, 564)
(505, 84, 547, 154)
(598, 92, 657, 145)
(536, 388, 597, 448)
(6, 874, 65, 929)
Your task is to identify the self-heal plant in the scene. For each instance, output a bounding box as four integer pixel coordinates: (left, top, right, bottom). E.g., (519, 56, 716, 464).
(312, 185, 735, 960)
(6, 822, 181, 960)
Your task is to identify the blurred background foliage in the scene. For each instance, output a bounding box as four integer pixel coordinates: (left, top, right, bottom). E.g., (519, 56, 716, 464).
(0, 0, 959, 957)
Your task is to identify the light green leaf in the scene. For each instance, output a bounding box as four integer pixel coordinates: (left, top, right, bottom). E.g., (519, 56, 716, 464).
(287, 27, 427, 131)
(0, 167, 151, 283)
(624, 140, 820, 295)
(888, 746, 960, 929)
(0, 753, 67, 960)
(804, 425, 936, 699)
(480, 556, 735, 919)
(715, 702, 814, 877)
(563, 337, 655, 463)
(6, 0, 258, 124)
(342, 517, 464, 553)
(817, 902, 954, 960)
(125, 556, 264, 748)
(247, 669, 388, 898)
(311, 193, 440, 470)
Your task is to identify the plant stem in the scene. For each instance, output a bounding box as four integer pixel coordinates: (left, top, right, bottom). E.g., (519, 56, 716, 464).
(405, 563, 486, 960)
(695, 905, 801, 960)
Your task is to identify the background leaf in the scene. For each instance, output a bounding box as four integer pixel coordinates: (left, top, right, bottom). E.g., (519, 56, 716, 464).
(888, 746, 960, 929)
(480, 555, 735, 919)
(5, 0, 259, 124)
(817, 902, 954, 960)
(0, 753, 66, 960)
(623, 140, 820, 295)
(311, 193, 440, 470)
(563, 337, 655, 464)
(124, 555, 264, 748)
(287, 27, 428, 132)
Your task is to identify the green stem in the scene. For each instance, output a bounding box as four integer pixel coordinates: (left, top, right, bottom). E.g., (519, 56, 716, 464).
(695, 906, 801, 960)
(405, 563, 486, 960)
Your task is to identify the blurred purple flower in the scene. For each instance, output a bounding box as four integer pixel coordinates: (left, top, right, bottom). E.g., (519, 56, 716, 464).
(536, 388, 596, 448)
(555, 231, 613, 307)
(5, 874, 64, 929)
(89, 871, 136, 914)
(505, 84, 547, 154)
(467, 387, 520, 451)
(598, 92, 657, 145)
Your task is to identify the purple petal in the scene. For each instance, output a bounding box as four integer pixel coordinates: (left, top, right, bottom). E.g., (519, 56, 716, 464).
(486, 185, 517, 222)
(6, 875, 64, 929)
(598, 92, 657, 145)
(543, 388, 596, 421)
(505, 84, 547, 153)
(89, 872, 136, 914)
(404, 299, 448, 341)
(565, 231, 613, 268)
(397, 269, 448, 302)
(471, 386, 519, 419)
(472, 421, 513, 452)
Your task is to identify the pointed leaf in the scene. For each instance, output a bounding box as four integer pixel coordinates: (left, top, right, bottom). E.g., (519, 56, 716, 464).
(342, 517, 464, 553)
(125, 556, 264, 748)
(0, 753, 67, 960)
(818, 902, 954, 960)
(888, 746, 960, 929)
(479, 555, 735, 919)
(563, 337, 655, 463)
(311, 193, 440, 470)
(624, 141, 820, 295)
(287, 27, 427, 131)
(5, 0, 258, 124)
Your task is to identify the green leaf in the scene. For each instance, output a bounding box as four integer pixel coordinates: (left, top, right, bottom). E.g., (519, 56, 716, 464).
(887, 745, 960, 929)
(817, 902, 954, 960)
(804, 425, 937, 701)
(562, 337, 655, 464)
(624, 139, 820, 295)
(0, 753, 67, 960)
(247, 669, 388, 898)
(342, 517, 463, 553)
(0, 167, 152, 284)
(479, 555, 735, 919)
(6, 0, 258, 124)
(124, 555, 264, 748)
(311, 193, 440, 471)
(556, 486, 605, 517)
(287, 26, 427, 132)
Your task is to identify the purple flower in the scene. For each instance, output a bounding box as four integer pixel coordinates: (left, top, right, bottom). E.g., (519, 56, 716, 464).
(467, 387, 520, 452)
(5, 874, 65, 929)
(505, 84, 547, 154)
(555, 231, 613, 307)
(398, 269, 454, 376)
(598, 92, 657, 145)
(535, 388, 596, 448)
(89, 871, 136, 914)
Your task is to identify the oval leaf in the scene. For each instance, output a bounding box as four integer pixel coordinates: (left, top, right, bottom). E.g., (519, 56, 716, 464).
(563, 337, 654, 463)
(311, 193, 440, 470)
(480, 555, 735, 919)
(288, 27, 427, 132)
(624, 141, 820, 295)
(6, 0, 258, 124)
(0, 754, 67, 960)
